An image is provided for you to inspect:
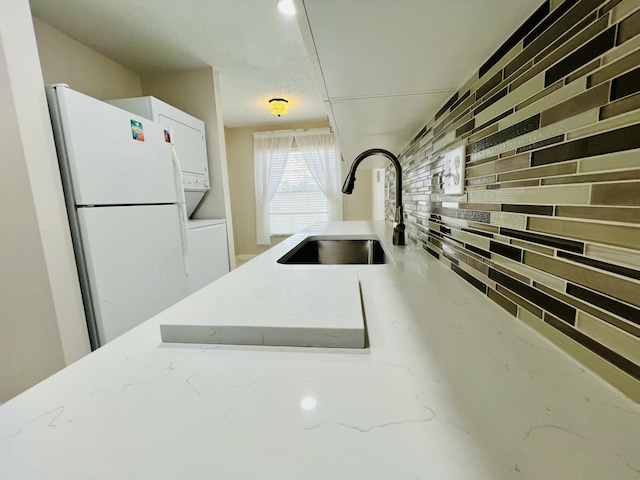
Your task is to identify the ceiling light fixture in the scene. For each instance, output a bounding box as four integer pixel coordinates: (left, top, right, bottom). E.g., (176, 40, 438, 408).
(269, 98, 289, 116)
(276, 0, 296, 15)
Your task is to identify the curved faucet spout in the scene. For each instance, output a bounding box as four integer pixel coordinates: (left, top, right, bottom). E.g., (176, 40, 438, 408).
(342, 148, 405, 245)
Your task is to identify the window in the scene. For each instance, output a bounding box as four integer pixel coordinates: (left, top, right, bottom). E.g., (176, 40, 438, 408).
(269, 148, 330, 235)
(253, 128, 342, 245)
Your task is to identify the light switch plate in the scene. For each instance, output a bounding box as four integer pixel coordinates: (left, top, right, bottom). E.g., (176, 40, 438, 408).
(443, 144, 466, 195)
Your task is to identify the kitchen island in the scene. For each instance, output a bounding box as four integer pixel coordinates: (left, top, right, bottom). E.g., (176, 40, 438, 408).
(1, 221, 639, 479)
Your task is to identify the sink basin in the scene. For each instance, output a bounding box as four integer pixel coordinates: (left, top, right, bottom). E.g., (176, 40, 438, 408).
(278, 236, 389, 265)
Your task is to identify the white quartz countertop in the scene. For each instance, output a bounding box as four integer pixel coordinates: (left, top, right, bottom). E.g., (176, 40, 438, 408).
(1, 221, 639, 479)
(158, 267, 365, 348)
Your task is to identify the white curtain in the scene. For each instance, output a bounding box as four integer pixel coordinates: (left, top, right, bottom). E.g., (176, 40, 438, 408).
(294, 128, 343, 222)
(253, 130, 294, 245)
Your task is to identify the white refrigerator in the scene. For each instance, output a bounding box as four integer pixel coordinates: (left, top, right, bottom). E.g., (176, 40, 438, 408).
(47, 85, 191, 349)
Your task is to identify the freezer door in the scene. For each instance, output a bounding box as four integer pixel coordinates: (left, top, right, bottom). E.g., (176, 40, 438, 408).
(158, 114, 208, 176)
(78, 205, 190, 345)
(187, 220, 230, 293)
(54, 87, 178, 206)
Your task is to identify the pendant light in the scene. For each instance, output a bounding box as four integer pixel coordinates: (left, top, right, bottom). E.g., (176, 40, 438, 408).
(269, 98, 289, 117)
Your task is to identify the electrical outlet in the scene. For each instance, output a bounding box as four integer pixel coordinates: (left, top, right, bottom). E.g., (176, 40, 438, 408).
(442, 144, 466, 195)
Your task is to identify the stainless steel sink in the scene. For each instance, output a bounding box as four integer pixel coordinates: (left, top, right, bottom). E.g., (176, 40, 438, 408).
(277, 236, 389, 265)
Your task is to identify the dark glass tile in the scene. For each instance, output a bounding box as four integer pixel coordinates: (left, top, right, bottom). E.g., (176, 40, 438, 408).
(476, 71, 503, 100)
(591, 181, 640, 206)
(536, 282, 640, 337)
(466, 244, 491, 258)
(531, 123, 640, 166)
(533, 8, 601, 64)
(462, 227, 494, 239)
(473, 114, 541, 153)
(500, 227, 584, 253)
(506, 0, 600, 77)
(501, 204, 554, 215)
(424, 245, 440, 259)
(440, 225, 452, 235)
(524, 0, 579, 47)
(540, 82, 609, 127)
(443, 252, 460, 265)
(516, 134, 565, 153)
(452, 264, 487, 294)
(479, 1, 550, 78)
(617, 8, 640, 46)
(474, 109, 514, 132)
(489, 268, 577, 323)
(558, 251, 640, 281)
(410, 126, 428, 146)
(565, 59, 600, 83)
(449, 89, 471, 112)
(513, 15, 608, 92)
(429, 229, 442, 238)
(545, 27, 616, 86)
(544, 313, 640, 380)
(490, 241, 523, 261)
(455, 119, 475, 138)
(474, 87, 509, 116)
(435, 92, 459, 121)
(599, 0, 623, 16)
(488, 288, 518, 316)
(567, 283, 640, 325)
(611, 67, 640, 100)
(555, 205, 640, 224)
(497, 285, 543, 318)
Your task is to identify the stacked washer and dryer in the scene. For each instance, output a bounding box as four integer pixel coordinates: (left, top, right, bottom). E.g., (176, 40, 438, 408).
(109, 96, 230, 294)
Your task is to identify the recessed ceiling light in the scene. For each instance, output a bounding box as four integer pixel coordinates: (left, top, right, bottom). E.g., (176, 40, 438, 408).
(276, 0, 296, 16)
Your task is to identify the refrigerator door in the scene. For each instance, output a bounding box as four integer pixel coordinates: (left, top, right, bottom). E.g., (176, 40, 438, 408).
(53, 86, 178, 206)
(187, 220, 230, 293)
(78, 204, 190, 345)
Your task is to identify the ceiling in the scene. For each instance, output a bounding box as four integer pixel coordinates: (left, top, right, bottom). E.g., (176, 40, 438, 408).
(29, 0, 327, 127)
(30, 0, 544, 165)
(298, 0, 544, 164)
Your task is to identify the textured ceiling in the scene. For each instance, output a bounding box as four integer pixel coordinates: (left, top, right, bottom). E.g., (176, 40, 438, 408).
(29, 0, 328, 127)
(30, 0, 546, 167)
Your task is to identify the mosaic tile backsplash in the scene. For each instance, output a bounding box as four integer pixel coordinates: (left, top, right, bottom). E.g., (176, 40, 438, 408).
(386, 0, 640, 398)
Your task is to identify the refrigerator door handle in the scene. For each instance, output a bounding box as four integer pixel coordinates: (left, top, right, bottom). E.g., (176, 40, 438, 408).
(170, 128, 190, 276)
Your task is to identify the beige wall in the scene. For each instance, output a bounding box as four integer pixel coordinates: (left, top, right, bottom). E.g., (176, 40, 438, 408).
(141, 68, 236, 268)
(32, 18, 142, 100)
(0, 0, 90, 402)
(226, 120, 331, 257)
(341, 165, 374, 221)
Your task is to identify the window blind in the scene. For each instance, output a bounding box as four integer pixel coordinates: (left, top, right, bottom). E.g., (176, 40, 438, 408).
(269, 149, 329, 234)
